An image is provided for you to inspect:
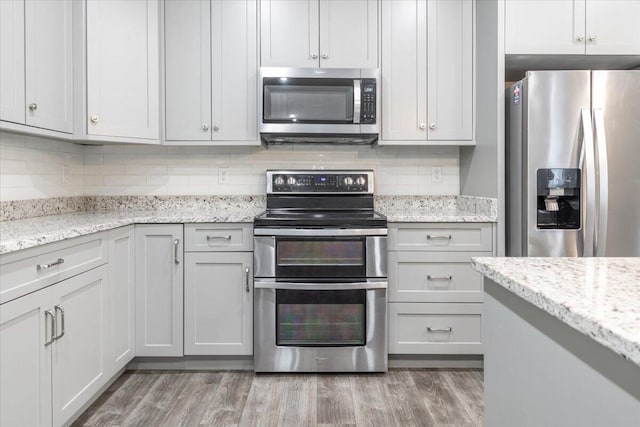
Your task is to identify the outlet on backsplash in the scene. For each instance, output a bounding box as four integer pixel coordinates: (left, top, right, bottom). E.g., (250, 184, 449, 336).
(431, 166, 443, 183)
(218, 168, 230, 184)
(62, 164, 69, 184)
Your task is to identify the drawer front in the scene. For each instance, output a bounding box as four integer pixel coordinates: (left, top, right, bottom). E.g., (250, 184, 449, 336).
(184, 223, 253, 252)
(389, 252, 489, 303)
(0, 232, 108, 304)
(388, 303, 482, 355)
(389, 223, 493, 251)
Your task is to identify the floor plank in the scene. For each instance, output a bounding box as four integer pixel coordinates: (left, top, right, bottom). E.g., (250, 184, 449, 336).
(74, 369, 483, 427)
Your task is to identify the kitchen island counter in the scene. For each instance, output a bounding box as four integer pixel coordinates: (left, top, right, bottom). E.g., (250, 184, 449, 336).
(473, 257, 640, 426)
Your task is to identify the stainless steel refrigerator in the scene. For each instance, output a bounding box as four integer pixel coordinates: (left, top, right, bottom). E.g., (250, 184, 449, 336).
(506, 70, 640, 257)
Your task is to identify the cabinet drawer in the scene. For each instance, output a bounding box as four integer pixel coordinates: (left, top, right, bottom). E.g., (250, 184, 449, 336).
(389, 223, 493, 251)
(184, 223, 253, 252)
(389, 252, 487, 303)
(0, 232, 108, 304)
(388, 303, 482, 355)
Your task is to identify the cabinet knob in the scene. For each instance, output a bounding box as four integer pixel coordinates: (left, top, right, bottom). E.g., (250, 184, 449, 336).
(429, 123, 437, 130)
(28, 103, 38, 111)
(589, 35, 597, 42)
(419, 123, 427, 130)
(202, 124, 209, 131)
(311, 53, 318, 59)
(90, 115, 99, 123)
(213, 124, 219, 131)
(321, 52, 328, 59)
(577, 34, 585, 42)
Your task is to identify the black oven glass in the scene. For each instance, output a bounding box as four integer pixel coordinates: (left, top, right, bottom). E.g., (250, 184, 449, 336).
(275, 238, 366, 278)
(276, 289, 366, 347)
(263, 78, 354, 123)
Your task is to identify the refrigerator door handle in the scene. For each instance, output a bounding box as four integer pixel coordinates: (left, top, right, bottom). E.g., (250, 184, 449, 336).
(580, 109, 596, 257)
(593, 109, 609, 256)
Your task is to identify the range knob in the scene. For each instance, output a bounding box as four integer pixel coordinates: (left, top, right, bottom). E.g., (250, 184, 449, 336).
(344, 176, 354, 186)
(356, 176, 366, 186)
(286, 176, 297, 186)
(274, 176, 285, 186)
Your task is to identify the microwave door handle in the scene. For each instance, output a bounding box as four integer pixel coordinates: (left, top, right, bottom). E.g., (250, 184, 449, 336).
(353, 79, 361, 124)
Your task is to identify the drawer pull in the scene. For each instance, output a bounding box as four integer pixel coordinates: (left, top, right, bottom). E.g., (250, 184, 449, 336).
(427, 275, 452, 281)
(206, 235, 232, 241)
(427, 326, 452, 333)
(36, 258, 64, 272)
(426, 234, 452, 240)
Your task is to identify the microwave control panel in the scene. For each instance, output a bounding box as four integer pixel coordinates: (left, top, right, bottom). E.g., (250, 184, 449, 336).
(360, 79, 376, 124)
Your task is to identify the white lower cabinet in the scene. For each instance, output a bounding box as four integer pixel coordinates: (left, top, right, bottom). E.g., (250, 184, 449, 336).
(0, 265, 109, 427)
(184, 252, 253, 355)
(388, 222, 495, 355)
(134, 224, 184, 357)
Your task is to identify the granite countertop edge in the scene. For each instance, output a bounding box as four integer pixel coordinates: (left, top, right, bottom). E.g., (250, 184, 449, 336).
(471, 257, 640, 368)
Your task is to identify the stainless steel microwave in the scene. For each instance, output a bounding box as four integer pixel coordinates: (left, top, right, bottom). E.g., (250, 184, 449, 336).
(258, 67, 379, 144)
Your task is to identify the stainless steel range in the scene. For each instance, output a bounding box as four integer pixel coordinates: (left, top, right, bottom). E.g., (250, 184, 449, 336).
(253, 170, 388, 372)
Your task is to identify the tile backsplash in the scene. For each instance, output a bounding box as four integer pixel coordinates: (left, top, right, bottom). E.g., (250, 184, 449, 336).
(1, 132, 460, 201)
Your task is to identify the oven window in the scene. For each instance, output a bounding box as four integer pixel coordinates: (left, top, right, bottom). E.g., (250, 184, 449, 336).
(277, 239, 364, 266)
(263, 78, 354, 123)
(276, 289, 366, 346)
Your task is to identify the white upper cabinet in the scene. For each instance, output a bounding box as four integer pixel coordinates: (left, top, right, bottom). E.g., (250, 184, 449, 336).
(0, 0, 26, 125)
(381, 0, 473, 144)
(165, 0, 257, 143)
(260, 0, 377, 68)
(86, 0, 159, 140)
(505, 0, 640, 55)
(1, 0, 73, 133)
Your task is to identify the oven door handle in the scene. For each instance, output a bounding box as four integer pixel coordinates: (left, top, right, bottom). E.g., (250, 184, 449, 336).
(253, 228, 388, 237)
(254, 279, 387, 290)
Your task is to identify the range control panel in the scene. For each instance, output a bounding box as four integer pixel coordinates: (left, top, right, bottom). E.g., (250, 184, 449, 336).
(267, 170, 373, 194)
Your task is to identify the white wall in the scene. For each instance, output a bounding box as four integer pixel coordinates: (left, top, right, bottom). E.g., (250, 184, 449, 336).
(0, 132, 84, 201)
(0, 132, 460, 201)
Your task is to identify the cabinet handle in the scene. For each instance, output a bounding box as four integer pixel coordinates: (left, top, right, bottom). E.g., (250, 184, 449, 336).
(245, 266, 250, 293)
(419, 123, 427, 130)
(207, 235, 231, 241)
(54, 305, 65, 340)
(44, 310, 56, 346)
(321, 52, 328, 59)
(577, 34, 585, 42)
(427, 275, 452, 281)
(36, 258, 64, 272)
(28, 103, 38, 111)
(213, 124, 219, 131)
(426, 234, 452, 240)
(429, 123, 437, 130)
(174, 239, 180, 264)
(90, 115, 99, 123)
(589, 35, 597, 42)
(427, 326, 452, 333)
(202, 124, 209, 131)
(311, 53, 318, 59)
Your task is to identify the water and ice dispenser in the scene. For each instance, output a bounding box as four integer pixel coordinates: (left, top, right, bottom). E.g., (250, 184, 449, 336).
(536, 168, 581, 229)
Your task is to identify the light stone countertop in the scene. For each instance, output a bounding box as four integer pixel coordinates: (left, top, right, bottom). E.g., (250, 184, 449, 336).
(472, 257, 640, 367)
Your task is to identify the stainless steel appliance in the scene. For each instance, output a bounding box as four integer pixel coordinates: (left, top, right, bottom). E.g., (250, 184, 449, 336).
(253, 170, 387, 372)
(258, 68, 379, 144)
(507, 70, 640, 256)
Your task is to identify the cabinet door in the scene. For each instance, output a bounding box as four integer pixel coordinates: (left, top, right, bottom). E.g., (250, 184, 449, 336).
(426, 0, 473, 141)
(164, 0, 211, 141)
(380, 0, 427, 143)
(184, 252, 252, 355)
(504, 0, 586, 54)
(24, 0, 73, 133)
(212, 0, 258, 142)
(0, 288, 52, 427)
(260, 0, 319, 67)
(585, 0, 640, 55)
(107, 226, 135, 374)
(319, 0, 378, 68)
(51, 265, 109, 427)
(135, 225, 183, 357)
(86, 0, 159, 139)
(0, 0, 25, 124)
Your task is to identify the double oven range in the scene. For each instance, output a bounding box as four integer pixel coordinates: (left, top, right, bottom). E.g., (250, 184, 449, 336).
(253, 170, 388, 372)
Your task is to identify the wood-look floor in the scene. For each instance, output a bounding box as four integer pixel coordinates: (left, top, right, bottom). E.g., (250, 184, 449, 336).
(73, 369, 483, 427)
